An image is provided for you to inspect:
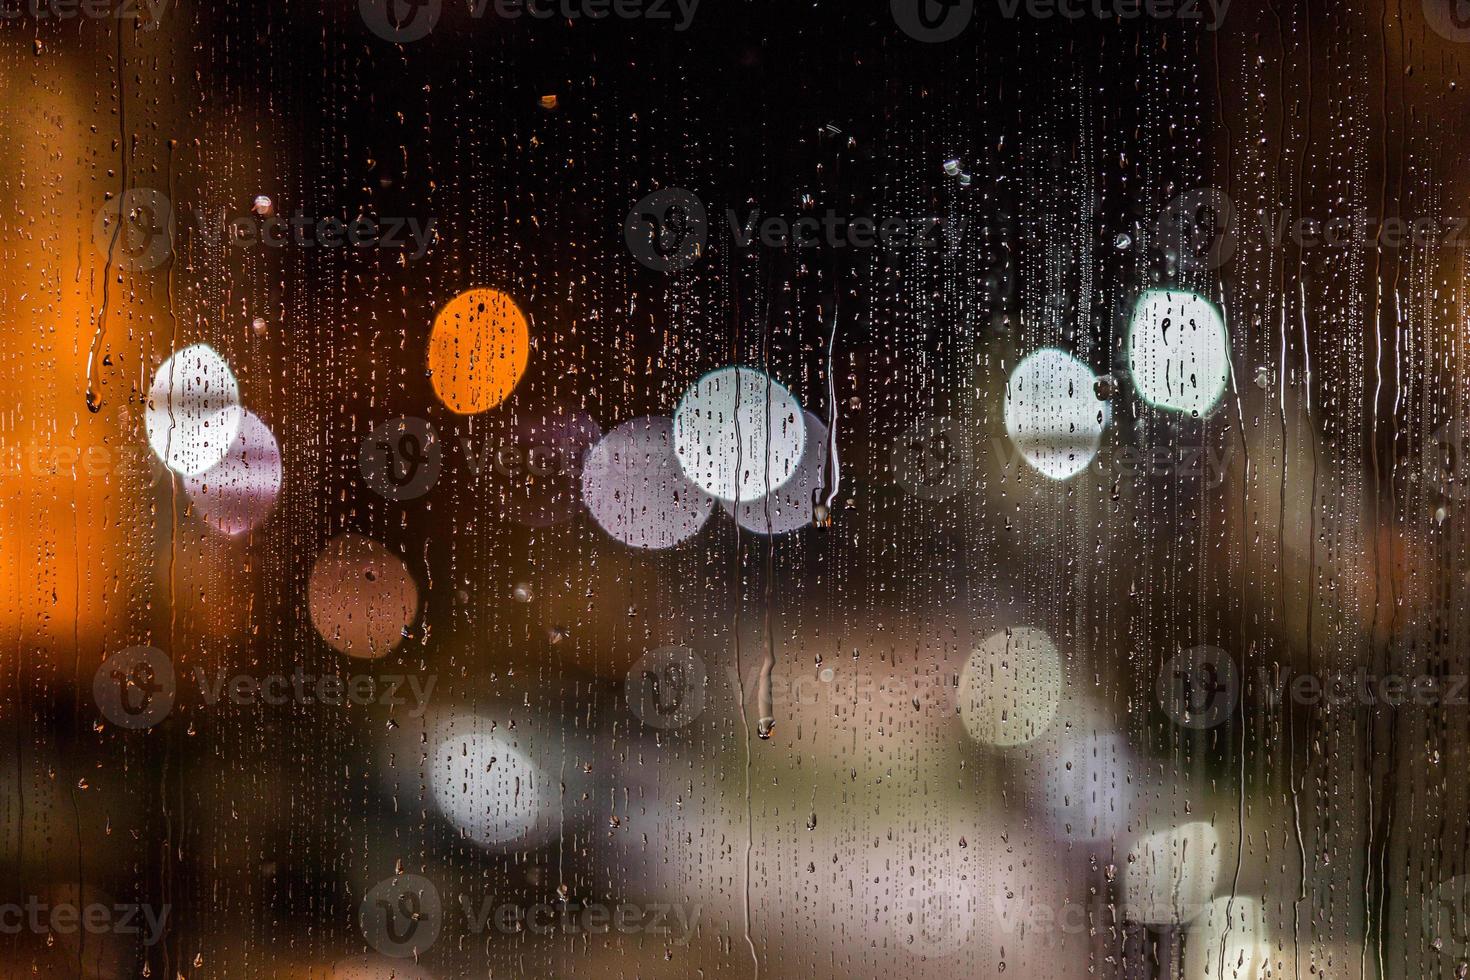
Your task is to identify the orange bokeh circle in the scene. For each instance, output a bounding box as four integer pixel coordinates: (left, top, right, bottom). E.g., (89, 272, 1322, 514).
(427, 288, 530, 414)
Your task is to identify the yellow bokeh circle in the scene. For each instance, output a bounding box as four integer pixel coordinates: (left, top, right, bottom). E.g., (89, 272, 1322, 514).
(428, 288, 530, 414)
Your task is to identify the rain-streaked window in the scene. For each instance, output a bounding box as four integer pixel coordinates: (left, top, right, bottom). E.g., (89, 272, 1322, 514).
(2, 0, 1468, 977)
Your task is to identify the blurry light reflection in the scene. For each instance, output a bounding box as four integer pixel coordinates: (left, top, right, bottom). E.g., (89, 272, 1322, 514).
(182, 409, 282, 536)
(145, 343, 243, 476)
(724, 411, 828, 535)
(1183, 896, 1271, 980)
(581, 416, 715, 549)
(306, 532, 419, 659)
(674, 366, 806, 503)
(1025, 725, 1136, 843)
(1003, 349, 1106, 480)
(1127, 289, 1230, 417)
(429, 714, 545, 848)
(957, 627, 1063, 747)
(428, 288, 531, 415)
(1122, 820, 1222, 925)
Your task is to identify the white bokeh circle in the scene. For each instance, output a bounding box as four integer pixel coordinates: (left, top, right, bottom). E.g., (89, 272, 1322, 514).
(145, 343, 244, 475)
(1127, 289, 1231, 417)
(1121, 820, 1222, 925)
(957, 627, 1064, 747)
(428, 715, 544, 848)
(725, 411, 828, 535)
(1004, 348, 1106, 480)
(673, 366, 806, 503)
(581, 416, 715, 549)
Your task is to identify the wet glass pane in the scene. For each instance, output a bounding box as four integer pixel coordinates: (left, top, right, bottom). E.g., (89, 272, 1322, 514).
(1, 0, 1467, 977)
